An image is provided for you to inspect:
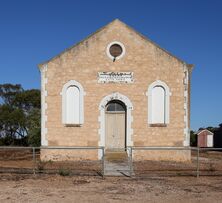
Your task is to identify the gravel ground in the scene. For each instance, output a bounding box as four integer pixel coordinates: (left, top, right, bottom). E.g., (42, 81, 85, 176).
(0, 174, 222, 203)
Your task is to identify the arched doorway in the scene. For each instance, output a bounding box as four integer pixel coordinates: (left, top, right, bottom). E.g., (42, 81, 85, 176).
(105, 100, 126, 150)
(98, 92, 133, 159)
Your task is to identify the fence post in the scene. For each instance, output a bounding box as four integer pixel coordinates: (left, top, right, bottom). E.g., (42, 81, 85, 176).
(102, 147, 105, 178)
(33, 147, 36, 175)
(129, 147, 133, 177)
(196, 147, 199, 178)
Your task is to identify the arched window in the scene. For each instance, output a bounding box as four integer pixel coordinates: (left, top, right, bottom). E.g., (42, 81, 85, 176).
(106, 100, 126, 112)
(147, 80, 171, 125)
(151, 86, 165, 123)
(66, 86, 80, 124)
(61, 80, 84, 125)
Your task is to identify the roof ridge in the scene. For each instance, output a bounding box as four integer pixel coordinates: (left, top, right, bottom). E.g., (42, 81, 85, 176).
(197, 129, 214, 135)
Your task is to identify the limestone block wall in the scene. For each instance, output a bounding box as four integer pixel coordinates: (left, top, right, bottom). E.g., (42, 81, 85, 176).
(133, 150, 191, 162)
(39, 20, 191, 162)
(41, 149, 99, 161)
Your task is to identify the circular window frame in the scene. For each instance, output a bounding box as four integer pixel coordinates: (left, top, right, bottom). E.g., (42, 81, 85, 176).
(106, 41, 125, 61)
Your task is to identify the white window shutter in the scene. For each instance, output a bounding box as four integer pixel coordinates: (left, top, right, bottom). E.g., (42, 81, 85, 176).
(62, 80, 84, 126)
(147, 80, 170, 125)
(66, 86, 80, 124)
(152, 86, 165, 123)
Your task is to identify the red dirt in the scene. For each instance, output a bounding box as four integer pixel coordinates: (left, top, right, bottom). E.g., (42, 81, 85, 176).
(0, 174, 222, 202)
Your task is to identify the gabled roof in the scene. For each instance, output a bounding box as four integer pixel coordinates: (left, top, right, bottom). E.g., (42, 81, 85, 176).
(197, 129, 214, 135)
(38, 19, 194, 70)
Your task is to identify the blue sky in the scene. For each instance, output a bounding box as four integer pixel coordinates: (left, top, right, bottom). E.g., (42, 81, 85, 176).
(0, 0, 221, 130)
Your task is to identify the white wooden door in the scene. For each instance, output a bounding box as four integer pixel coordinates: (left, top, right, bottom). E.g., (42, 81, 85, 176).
(105, 112, 125, 149)
(207, 134, 213, 147)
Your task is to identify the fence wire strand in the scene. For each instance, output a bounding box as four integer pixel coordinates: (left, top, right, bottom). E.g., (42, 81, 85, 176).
(0, 146, 221, 177)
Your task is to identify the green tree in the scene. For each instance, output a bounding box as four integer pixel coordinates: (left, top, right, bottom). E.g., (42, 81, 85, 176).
(190, 130, 197, 146)
(0, 84, 41, 146)
(27, 108, 41, 147)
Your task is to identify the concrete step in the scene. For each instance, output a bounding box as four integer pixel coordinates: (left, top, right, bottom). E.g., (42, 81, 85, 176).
(103, 151, 133, 176)
(105, 151, 128, 161)
(104, 160, 132, 176)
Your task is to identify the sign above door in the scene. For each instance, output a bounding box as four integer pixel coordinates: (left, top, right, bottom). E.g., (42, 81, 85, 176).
(98, 72, 134, 83)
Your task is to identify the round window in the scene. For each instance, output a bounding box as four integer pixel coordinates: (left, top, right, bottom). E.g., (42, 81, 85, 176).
(109, 44, 123, 58)
(106, 41, 125, 61)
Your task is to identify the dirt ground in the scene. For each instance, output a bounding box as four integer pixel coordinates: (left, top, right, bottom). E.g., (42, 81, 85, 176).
(0, 174, 222, 203)
(0, 150, 222, 202)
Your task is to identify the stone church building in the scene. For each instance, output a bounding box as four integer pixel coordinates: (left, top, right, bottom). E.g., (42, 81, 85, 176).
(38, 19, 193, 161)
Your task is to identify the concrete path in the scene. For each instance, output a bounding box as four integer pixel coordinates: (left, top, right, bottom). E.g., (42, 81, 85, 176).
(103, 151, 133, 176)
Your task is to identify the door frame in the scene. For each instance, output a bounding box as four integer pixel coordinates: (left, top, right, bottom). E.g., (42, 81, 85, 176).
(98, 92, 133, 159)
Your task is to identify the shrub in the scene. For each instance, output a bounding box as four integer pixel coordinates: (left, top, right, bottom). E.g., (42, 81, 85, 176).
(59, 168, 70, 176)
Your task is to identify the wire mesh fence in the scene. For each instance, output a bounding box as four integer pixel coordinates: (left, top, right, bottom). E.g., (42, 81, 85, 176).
(128, 147, 222, 177)
(195, 147, 222, 177)
(0, 146, 105, 176)
(0, 146, 221, 177)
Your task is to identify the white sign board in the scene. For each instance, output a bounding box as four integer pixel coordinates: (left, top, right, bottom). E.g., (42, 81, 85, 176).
(98, 72, 134, 83)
